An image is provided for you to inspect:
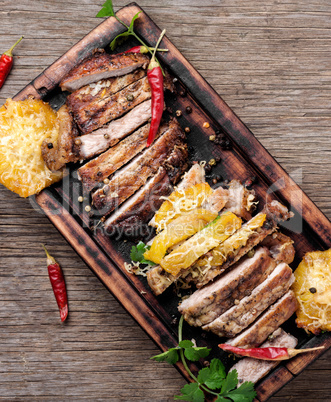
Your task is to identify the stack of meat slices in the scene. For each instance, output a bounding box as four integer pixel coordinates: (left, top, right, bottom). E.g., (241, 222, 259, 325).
(41, 49, 189, 234)
(144, 164, 298, 385)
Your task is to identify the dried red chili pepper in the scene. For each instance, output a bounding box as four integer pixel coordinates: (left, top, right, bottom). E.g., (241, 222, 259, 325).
(146, 30, 166, 147)
(0, 36, 24, 89)
(218, 343, 324, 361)
(123, 45, 167, 54)
(42, 245, 68, 322)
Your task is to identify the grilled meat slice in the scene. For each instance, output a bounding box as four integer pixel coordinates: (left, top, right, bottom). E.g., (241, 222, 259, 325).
(78, 123, 157, 192)
(78, 100, 152, 160)
(73, 76, 152, 134)
(261, 232, 295, 264)
(191, 200, 294, 288)
(231, 328, 298, 385)
(66, 68, 147, 113)
(60, 51, 149, 92)
(92, 119, 186, 218)
(103, 148, 189, 237)
(178, 247, 276, 327)
(104, 167, 171, 236)
(203, 262, 295, 337)
(226, 290, 298, 347)
(223, 180, 256, 221)
(41, 105, 80, 171)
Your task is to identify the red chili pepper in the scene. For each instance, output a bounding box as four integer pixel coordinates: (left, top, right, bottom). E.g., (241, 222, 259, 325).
(123, 45, 168, 54)
(42, 245, 68, 322)
(218, 344, 324, 361)
(146, 30, 166, 147)
(0, 36, 24, 89)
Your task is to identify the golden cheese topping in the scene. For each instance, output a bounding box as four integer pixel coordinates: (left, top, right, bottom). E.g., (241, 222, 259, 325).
(293, 248, 331, 334)
(160, 211, 242, 276)
(154, 182, 213, 231)
(196, 212, 267, 268)
(144, 208, 218, 264)
(0, 98, 64, 197)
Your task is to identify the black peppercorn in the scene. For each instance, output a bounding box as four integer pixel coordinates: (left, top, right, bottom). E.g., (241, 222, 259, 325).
(47, 142, 53, 149)
(309, 287, 317, 294)
(205, 163, 212, 173)
(186, 106, 192, 114)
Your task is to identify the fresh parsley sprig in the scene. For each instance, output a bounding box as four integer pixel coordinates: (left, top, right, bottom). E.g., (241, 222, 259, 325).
(130, 241, 156, 266)
(151, 316, 256, 402)
(97, 0, 151, 53)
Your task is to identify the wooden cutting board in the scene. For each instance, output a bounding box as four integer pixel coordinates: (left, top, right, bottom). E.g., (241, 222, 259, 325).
(12, 3, 331, 401)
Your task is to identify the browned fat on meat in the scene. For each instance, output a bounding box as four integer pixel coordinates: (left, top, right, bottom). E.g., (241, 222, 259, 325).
(73, 76, 152, 134)
(78, 100, 152, 160)
(60, 51, 149, 92)
(41, 105, 80, 171)
(203, 262, 295, 337)
(78, 123, 157, 192)
(92, 119, 186, 218)
(223, 180, 255, 221)
(226, 290, 298, 348)
(178, 247, 277, 327)
(66, 68, 147, 113)
(230, 328, 298, 386)
(261, 231, 295, 264)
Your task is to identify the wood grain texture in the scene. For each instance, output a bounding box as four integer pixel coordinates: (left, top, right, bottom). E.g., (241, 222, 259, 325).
(1, 1, 331, 401)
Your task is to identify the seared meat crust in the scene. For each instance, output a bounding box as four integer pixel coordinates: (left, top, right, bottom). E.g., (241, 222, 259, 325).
(78, 123, 154, 192)
(73, 76, 152, 134)
(92, 119, 186, 218)
(178, 247, 276, 326)
(203, 262, 295, 337)
(226, 290, 298, 347)
(78, 100, 152, 160)
(60, 51, 149, 92)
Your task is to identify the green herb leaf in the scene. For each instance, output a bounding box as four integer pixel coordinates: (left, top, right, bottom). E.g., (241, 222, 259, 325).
(178, 340, 194, 348)
(130, 241, 156, 266)
(203, 358, 226, 390)
(225, 381, 256, 402)
(109, 31, 132, 51)
(150, 348, 179, 364)
(215, 396, 229, 402)
(184, 346, 211, 362)
(96, 0, 115, 17)
(220, 369, 238, 395)
(129, 11, 142, 31)
(174, 383, 205, 402)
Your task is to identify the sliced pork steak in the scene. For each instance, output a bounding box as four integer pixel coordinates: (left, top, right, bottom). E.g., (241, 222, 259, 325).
(203, 262, 295, 337)
(60, 51, 149, 92)
(178, 247, 276, 327)
(230, 328, 298, 385)
(225, 290, 298, 348)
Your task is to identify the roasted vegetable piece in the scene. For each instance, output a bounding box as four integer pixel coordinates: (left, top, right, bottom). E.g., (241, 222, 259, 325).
(0, 98, 64, 197)
(154, 182, 214, 231)
(293, 249, 331, 334)
(195, 212, 266, 268)
(143, 208, 218, 264)
(160, 212, 242, 275)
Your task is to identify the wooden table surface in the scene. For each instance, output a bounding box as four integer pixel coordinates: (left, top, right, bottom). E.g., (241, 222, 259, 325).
(1, 1, 331, 400)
